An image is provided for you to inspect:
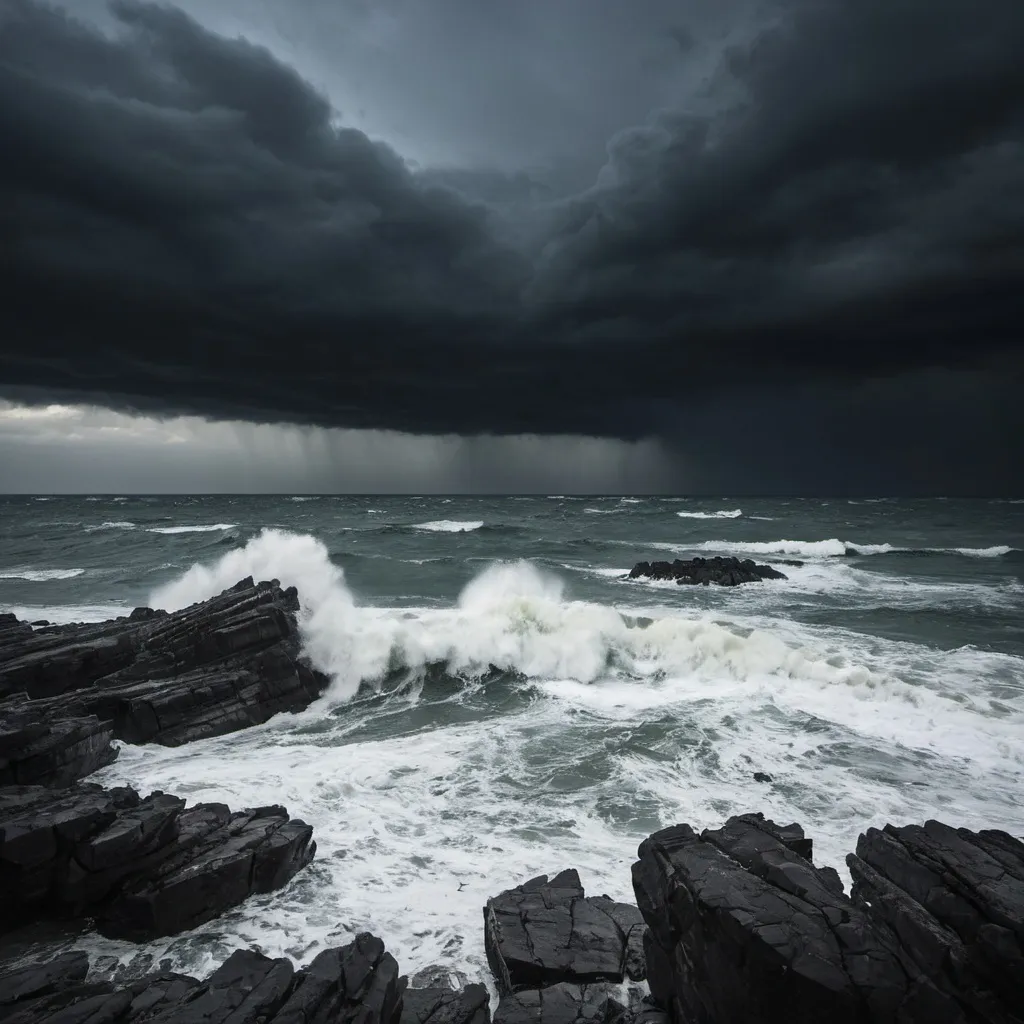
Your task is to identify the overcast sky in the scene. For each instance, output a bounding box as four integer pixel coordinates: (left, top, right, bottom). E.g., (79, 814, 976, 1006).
(1, 0, 1021, 493)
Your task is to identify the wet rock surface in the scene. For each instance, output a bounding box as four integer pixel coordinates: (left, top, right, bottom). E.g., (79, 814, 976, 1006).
(484, 869, 646, 995)
(0, 578, 329, 781)
(632, 811, 1024, 1023)
(0, 782, 314, 941)
(0, 933, 404, 1024)
(628, 557, 787, 586)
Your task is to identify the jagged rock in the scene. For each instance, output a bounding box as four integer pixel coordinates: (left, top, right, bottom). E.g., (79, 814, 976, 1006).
(629, 557, 787, 586)
(492, 983, 630, 1024)
(848, 820, 1024, 1020)
(0, 698, 117, 788)
(275, 933, 405, 1024)
(484, 870, 646, 996)
(0, 934, 402, 1024)
(0, 578, 329, 784)
(0, 951, 90, 1011)
(0, 782, 314, 941)
(633, 811, 1024, 1023)
(401, 984, 490, 1024)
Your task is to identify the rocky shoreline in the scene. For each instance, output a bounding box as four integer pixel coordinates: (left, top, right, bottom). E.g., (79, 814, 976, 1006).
(1, 580, 1022, 1023)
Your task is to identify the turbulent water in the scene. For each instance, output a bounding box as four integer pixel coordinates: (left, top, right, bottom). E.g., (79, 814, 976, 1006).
(2, 495, 1023, 982)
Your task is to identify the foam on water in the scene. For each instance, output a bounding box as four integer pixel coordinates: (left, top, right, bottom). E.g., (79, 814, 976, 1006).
(0, 568, 85, 581)
(649, 539, 1016, 559)
(413, 521, 484, 532)
(3, 603, 133, 624)
(148, 524, 237, 534)
(677, 509, 743, 519)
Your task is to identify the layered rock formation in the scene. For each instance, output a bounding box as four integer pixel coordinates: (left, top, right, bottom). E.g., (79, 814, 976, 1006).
(0, 578, 329, 786)
(628, 557, 788, 586)
(485, 869, 652, 1024)
(0, 933, 405, 1024)
(0, 782, 315, 941)
(633, 811, 1024, 1024)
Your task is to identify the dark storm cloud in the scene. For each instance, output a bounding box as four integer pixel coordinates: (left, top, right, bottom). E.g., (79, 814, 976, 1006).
(0, 0, 1022, 482)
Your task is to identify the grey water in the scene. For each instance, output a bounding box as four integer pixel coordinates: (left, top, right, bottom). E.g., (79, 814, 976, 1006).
(1, 495, 1022, 982)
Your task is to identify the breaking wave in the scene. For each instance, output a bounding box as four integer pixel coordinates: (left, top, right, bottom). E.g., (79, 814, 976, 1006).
(656, 539, 1016, 559)
(413, 521, 484, 533)
(147, 524, 237, 535)
(150, 529, 947, 703)
(677, 509, 743, 519)
(0, 568, 86, 581)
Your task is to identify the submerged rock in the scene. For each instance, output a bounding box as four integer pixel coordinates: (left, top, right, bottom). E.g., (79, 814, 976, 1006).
(484, 869, 646, 996)
(0, 577, 329, 784)
(628, 557, 787, 586)
(0, 782, 315, 941)
(632, 811, 1024, 1023)
(0, 933, 404, 1024)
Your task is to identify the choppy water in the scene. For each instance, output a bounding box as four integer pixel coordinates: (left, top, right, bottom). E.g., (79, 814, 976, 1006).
(2, 495, 1023, 984)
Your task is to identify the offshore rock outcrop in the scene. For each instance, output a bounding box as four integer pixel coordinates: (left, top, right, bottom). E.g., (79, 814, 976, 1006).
(0, 578, 329, 786)
(632, 811, 1024, 1024)
(0, 782, 315, 941)
(628, 557, 788, 586)
(0, 933, 405, 1024)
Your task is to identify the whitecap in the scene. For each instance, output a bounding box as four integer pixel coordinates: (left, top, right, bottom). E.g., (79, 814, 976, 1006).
(147, 524, 237, 535)
(0, 568, 85, 581)
(412, 521, 484, 533)
(676, 509, 742, 519)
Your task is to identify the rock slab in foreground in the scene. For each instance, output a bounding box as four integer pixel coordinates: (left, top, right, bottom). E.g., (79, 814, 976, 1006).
(484, 869, 646, 996)
(0, 933, 407, 1024)
(0, 578, 330, 785)
(628, 557, 787, 586)
(0, 782, 314, 941)
(633, 811, 1024, 1023)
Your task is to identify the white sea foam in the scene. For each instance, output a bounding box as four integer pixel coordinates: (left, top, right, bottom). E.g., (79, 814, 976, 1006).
(1, 603, 133, 624)
(649, 539, 1014, 559)
(413, 521, 484, 533)
(584, 508, 619, 514)
(70, 527, 1024, 987)
(90, 521, 136, 531)
(147, 524, 237, 535)
(0, 568, 85, 581)
(676, 509, 743, 519)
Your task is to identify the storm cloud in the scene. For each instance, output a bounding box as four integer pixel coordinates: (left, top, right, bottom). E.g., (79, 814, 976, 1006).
(1, 0, 1022, 490)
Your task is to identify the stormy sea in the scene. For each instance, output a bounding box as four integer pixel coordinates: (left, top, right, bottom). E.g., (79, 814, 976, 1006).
(1, 494, 1022, 983)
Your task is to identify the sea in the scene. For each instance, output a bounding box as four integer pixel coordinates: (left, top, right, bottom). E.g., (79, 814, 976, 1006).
(1, 495, 1023, 985)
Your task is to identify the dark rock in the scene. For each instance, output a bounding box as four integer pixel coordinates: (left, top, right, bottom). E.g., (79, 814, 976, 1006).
(0, 577, 329, 785)
(492, 983, 629, 1024)
(276, 933, 405, 1024)
(628, 557, 787, 587)
(0, 698, 117, 788)
(848, 820, 1024, 1020)
(633, 812, 1024, 1023)
(0, 934, 402, 1024)
(0, 951, 89, 1010)
(0, 782, 314, 941)
(484, 870, 646, 995)
(752, 772, 773, 784)
(401, 984, 490, 1024)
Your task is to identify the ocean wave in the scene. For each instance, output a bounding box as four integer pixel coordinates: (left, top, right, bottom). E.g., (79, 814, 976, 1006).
(151, 529, 945, 703)
(653, 539, 1016, 559)
(584, 508, 619, 515)
(290, 497, 321, 502)
(0, 568, 85, 581)
(677, 509, 742, 519)
(89, 521, 136, 531)
(147, 524, 237, 535)
(413, 521, 484, 533)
